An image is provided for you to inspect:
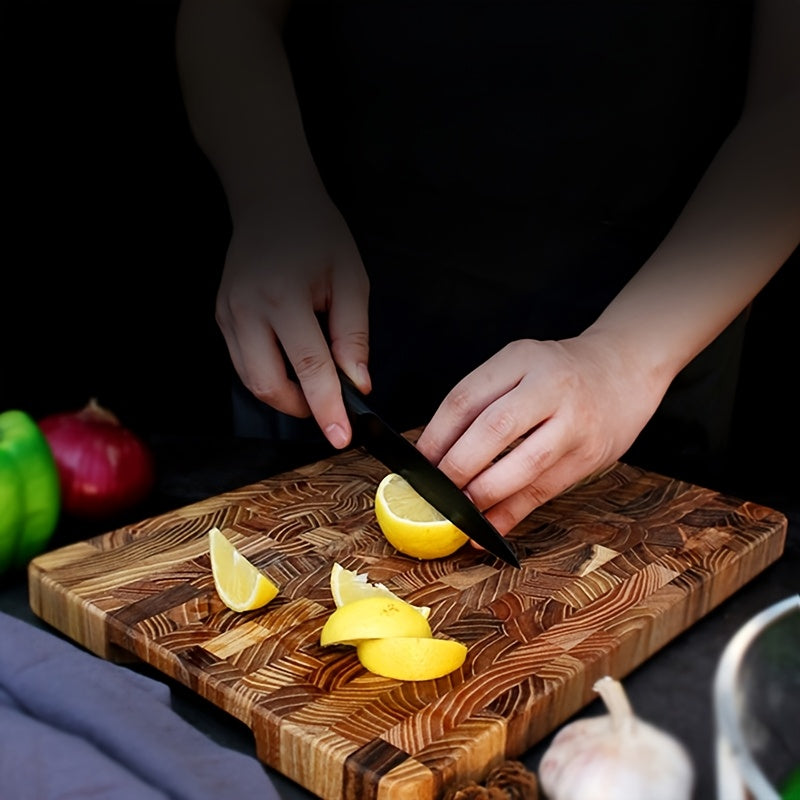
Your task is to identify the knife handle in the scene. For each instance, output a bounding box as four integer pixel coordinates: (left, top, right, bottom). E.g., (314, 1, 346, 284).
(337, 367, 372, 419)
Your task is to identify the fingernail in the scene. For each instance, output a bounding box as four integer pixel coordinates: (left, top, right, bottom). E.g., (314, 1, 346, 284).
(325, 423, 349, 449)
(357, 362, 371, 392)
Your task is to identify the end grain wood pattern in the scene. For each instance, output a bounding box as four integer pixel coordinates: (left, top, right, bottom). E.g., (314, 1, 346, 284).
(28, 444, 786, 800)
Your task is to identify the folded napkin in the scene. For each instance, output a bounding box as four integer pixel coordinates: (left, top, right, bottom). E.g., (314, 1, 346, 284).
(0, 612, 281, 800)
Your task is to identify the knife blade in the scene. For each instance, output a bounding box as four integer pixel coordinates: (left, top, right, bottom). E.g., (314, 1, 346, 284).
(338, 369, 520, 568)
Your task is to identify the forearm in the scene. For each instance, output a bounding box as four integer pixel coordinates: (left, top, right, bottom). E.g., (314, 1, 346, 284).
(585, 94, 799, 392)
(585, 0, 799, 392)
(176, 0, 322, 221)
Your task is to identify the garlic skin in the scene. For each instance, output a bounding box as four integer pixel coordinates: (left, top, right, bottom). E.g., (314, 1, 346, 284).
(538, 676, 694, 800)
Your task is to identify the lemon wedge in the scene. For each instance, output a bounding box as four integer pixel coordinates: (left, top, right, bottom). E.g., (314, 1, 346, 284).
(319, 596, 432, 646)
(374, 473, 470, 559)
(330, 562, 431, 619)
(208, 526, 279, 612)
(321, 565, 467, 681)
(356, 637, 468, 681)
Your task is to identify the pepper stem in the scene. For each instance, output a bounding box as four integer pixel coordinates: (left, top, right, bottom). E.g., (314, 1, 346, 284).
(593, 676, 636, 735)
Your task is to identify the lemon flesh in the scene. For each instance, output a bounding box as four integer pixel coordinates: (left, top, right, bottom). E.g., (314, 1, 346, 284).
(356, 637, 468, 681)
(208, 527, 279, 612)
(374, 473, 470, 559)
(330, 562, 431, 619)
(320, 596, 432, 646)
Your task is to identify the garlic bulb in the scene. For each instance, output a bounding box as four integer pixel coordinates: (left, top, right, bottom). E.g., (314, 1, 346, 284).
(538, 676, 694, 800)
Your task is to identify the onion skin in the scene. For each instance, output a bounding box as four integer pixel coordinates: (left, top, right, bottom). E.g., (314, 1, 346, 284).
(38, 399, 155, 519)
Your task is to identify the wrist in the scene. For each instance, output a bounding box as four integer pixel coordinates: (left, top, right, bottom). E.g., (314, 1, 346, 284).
(576, 324, 679, 404)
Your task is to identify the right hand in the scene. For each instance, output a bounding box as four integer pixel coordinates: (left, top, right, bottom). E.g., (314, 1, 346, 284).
(215, 190, 371, 449)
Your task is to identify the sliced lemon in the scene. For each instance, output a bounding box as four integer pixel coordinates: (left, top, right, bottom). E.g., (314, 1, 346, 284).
(374, 473, 470, 559)
(208, 526, 279, 612)
(356, 637, 468, 681)
(330, 562, 431, 619)
(319, 596, 432, 646)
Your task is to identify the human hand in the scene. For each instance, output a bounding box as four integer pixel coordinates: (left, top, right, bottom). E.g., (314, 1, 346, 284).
(415, 333, 671, 535)
(215, 191, 371, 449)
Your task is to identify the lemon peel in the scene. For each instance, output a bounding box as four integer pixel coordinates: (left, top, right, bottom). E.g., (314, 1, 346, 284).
(208, 526, 279, 612)
(330, 562, 431, 619)
(321, 562, 467, 681)
(319, 596, 432, 646)
(374, 473, 470, 559)
(356, 637, 468, 681)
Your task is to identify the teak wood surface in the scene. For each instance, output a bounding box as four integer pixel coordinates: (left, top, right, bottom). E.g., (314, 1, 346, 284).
(28, 438, 787, 800)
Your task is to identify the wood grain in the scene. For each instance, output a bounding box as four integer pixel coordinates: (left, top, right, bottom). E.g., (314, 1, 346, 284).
(28, 441, 787, 800)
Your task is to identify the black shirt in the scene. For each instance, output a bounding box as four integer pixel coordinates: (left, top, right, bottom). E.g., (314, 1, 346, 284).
(238, 0, 755, 483)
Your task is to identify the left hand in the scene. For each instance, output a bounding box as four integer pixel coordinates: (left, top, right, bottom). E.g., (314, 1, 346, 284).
(414, 332, 669, 536)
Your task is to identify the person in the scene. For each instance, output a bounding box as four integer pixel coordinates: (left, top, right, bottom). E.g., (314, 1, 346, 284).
(175, 0, 799, 537)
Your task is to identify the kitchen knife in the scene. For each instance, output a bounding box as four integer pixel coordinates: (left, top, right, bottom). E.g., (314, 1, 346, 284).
(338, 369, 520, 568)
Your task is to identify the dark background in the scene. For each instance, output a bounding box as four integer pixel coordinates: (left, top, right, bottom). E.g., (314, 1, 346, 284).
(2, 6, 798, 799)
(4, 2, 231, 437)
(3, 1, 798, 502)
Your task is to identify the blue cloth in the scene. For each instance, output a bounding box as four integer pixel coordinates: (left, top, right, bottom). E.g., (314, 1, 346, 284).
(0, 612, 281, 800)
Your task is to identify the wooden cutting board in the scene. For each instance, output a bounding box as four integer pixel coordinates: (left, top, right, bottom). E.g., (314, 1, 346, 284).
(28, 440, 787, 800)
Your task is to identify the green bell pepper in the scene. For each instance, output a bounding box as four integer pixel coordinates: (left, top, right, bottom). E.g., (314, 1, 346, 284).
(0, 409, 61, 573)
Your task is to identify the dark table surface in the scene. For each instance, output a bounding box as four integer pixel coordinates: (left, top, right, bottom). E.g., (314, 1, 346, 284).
(1, 433, 797, 800)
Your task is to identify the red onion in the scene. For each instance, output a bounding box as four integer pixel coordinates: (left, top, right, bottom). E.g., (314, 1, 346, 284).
(39, 398, 155, 519)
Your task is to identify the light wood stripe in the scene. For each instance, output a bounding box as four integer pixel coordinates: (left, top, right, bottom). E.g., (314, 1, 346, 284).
(28, 442, 787, 800)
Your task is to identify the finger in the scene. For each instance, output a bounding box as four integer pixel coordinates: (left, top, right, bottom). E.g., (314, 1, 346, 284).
(271, 302, 352, 448)
(416, 351, 524, 464)
(463, 412, 574, 510)
(217, 302, 311, 418)
(233, 327, 312, 418)
(481, 454, 601, 536)
(432, 374, 555, 489)
(329, 266, 371, 394)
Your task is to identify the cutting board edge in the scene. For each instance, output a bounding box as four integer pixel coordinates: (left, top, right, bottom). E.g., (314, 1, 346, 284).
(112, 517, 788, 799)
(23, 458, 791, 800)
